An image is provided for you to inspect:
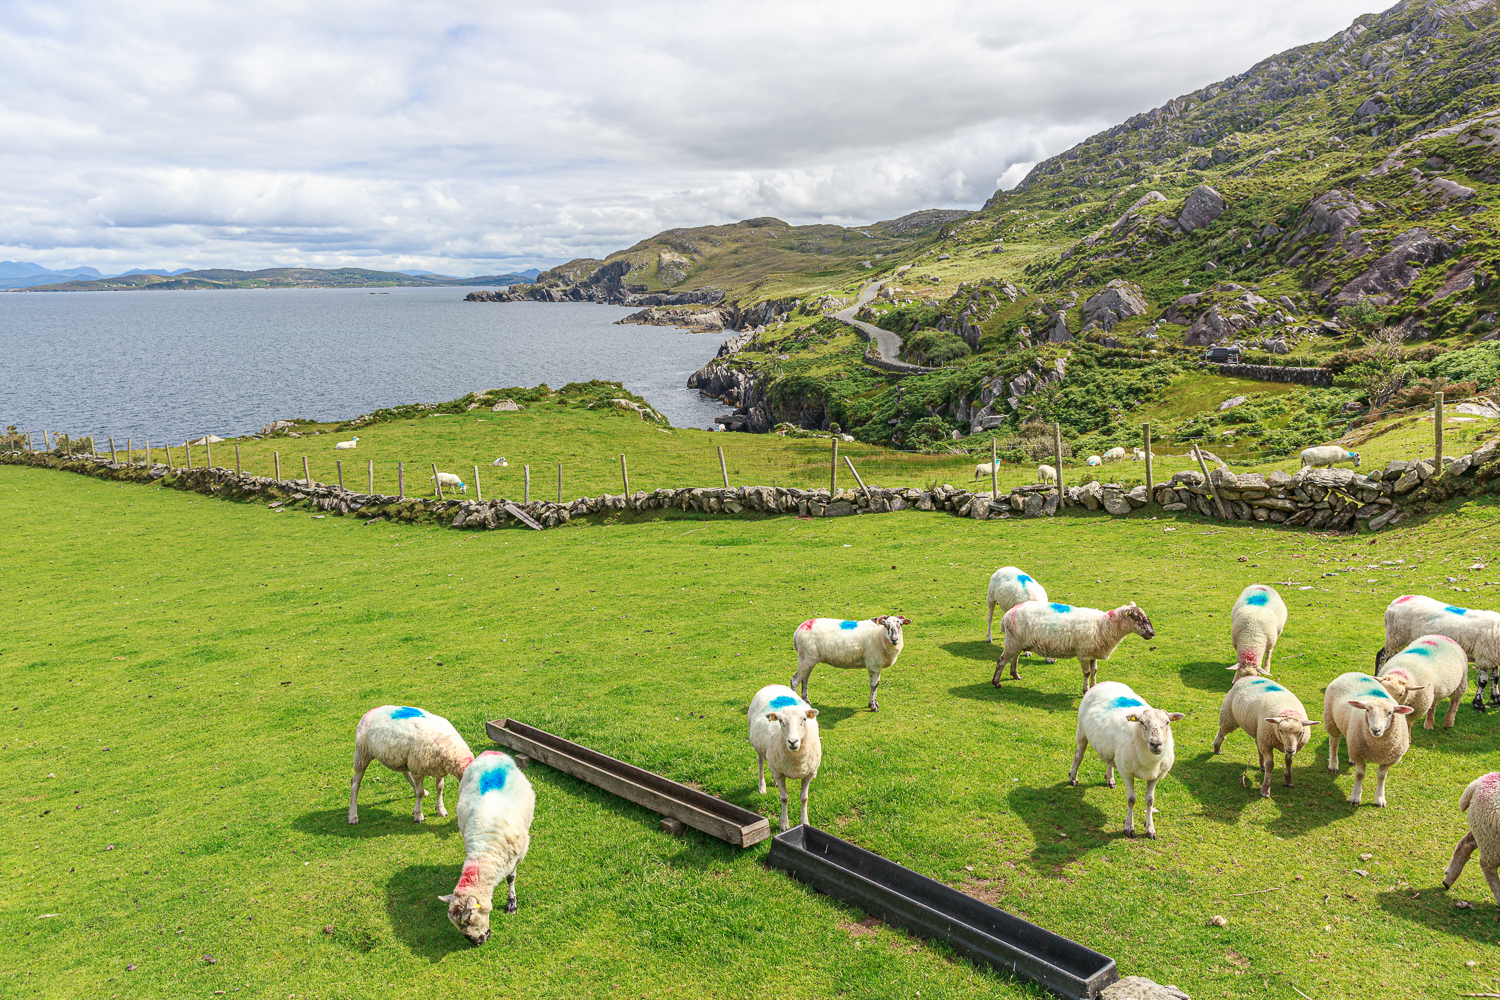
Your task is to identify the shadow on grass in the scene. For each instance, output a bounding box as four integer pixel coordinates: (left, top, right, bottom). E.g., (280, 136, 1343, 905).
(1006, 782, 1110, 873)
(293, 803, 460, 840)
(1177, 659, 1236, 691)
(1170, 748, 1350, 837)
(1377, 883, 1500, 942)
(939, 640, 1002, 662)
(385, 863, 471, 960)
(947, 681, 1077, 714)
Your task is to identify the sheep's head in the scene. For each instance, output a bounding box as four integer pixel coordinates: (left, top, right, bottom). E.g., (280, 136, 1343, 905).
(1263, 714, 1320, 754)
(871, 615, 910, 646)
(438, 892, 492, 945)
(1351, 451, 1362, 467)
(1126, 708, 1184, 755)
(1376, 671, 1427, 706)
(1348, 699, 1413, 738)
(1226, 661, 1269, 682)
(1121, 602, 1155, 640)
(766, 705, 819, 753)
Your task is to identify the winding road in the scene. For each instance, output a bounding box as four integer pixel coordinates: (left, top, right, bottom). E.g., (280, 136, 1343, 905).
(834, 280, 903, 361)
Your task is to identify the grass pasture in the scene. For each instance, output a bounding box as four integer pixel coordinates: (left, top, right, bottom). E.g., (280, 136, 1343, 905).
(5, 455, 1500, 999)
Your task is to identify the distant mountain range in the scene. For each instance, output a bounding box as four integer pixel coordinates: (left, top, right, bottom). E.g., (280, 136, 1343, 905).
(2, 262, 542, 291)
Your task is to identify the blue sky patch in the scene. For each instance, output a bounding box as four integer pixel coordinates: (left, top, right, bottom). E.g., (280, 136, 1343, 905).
(1050, 603, 1071, 614)
(390, 706, 424, 719)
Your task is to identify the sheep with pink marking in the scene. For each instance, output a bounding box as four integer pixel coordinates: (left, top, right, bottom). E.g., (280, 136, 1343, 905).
(1378, 594, 1500, 712)
(348, 705, 474, 825)
(993, 600, 1154, 692)
(440, 750, 535, 945)
(1324, 672, 1415, 808)
(986, 566, 1048, 643)
(1213, 675, 1320, 797)
(1228, 584, 1287, 679)
(1444, 772, 1500, 906)
(1377, 633, 1468, 730)
(791, 615, 909, 712)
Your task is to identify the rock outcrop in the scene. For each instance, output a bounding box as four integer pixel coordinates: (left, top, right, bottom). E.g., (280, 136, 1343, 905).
(1176, 184, 1226, 232)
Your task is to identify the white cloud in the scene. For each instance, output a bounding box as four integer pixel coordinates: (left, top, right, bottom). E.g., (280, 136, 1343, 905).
(0, 0, 1386, 274)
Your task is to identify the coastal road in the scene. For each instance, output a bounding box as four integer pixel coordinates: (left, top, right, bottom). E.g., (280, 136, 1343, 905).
(834, 280, 903, 361)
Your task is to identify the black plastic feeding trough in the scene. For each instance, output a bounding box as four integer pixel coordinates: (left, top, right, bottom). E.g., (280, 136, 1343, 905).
(486, 719, 771, 848)
(768, 825, 1118, 999)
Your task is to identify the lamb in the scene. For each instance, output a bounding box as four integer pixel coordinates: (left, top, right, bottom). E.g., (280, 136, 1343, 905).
(1131, 448, 1146, 461)
(748, 684, 822, 832)
(1323, 671, 1415, 807)
(491, 457, 509, 467)
(792, 615, 909, 711)
(432, 470, 468, 494)
(1377, 633, 1467, 729)
(1379, 594, 1500, 711)
(1443, 773, 1500, 905)
(1102, 447, 1127, 462)
(1085, 455, 1102, 466)
(334, 435, 360, 450)
(348, 705, 474, 825)
(1230, 584, 1287, 676)
(1068, 681, 1183, 839)
(994, 600, 1155, 691)
(1037, 464, 1057, 484)
(1299, 445, 1361, 469)
(986, 566, 1048, 643)
(1213, 676, 1320, 797)
(973, 461, 997, 482)
(439, 750, 535, 944)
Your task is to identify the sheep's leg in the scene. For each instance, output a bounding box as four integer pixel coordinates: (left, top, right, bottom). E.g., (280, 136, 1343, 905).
(1122, 775, 1136, 838)
(348, 748, 372, 825)
(434, 775, 447, 818)
(407, 772, 427, 823)
(1283, 749, 1295, 789)
(1068, 731, 1087, 786)
(1425, 698, 1437, 731)
(505, 872, 518, 915)
(986, 601, 995, 643)
(1143, 778, 1159, 839)
(1488, 666, 1500, 707)
(798, 776, 812, 827)
(774, 773, 790, 832)
(1349, 761, 1366, 806)
(1481, 859, 1500, 909)
(1445, 687, 1463, 729)
(992, 644, 1022, 686)
(1261, 640, 1275, 675)
(1105, 762, 1115, 790)
(1444, 831, 1477, 889)
(791, 657, 815, 701)
(1258, 750, 1275, 798)
(1212, 715, 1233, 754)
(1327, 731, 1341, 773)
(866, 665, 881, 712)
(1373, 763, 1391, 808)
(1474, 667, 1489, 712)
(757, 754, 766, 795)
(1080, 659, 1097, 693)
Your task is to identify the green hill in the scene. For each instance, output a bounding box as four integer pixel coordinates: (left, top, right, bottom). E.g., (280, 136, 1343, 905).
(18, 267, 534, 291)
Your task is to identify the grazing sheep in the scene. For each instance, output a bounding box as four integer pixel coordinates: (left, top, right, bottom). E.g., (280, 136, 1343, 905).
(1068, 681, 1183, 839)
(1379, 594, 1500, 711)
(1300, 445, 1361, 469)
(334, 436, 360, 450)
(1103, 447, 1127, 462)
(349, 705, 474, 825)
(1086, 455, 1102, 466)
(994, 600, 1155, 691)
(748, 684, 822, 832)
(1213, 676, 1320, 797)
(1037, 464, 1057, 484)
(1443, 773, 1500, 904)
(1324, 672, 1415, 807)
(1377, 634, 1467, 730)
(973, 461, 999, 482)
(1231, 584, 1287, 676)
(986, 566, 1048, 643)
(792, 615, 909, 711)
(440, 750, 535, 944)
(432, 470, 468, 494)
(1225, 662, 1271, 683)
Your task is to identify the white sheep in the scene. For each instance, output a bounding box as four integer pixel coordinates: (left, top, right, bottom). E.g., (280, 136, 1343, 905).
(994, 600, 1155, 691)
(1443, 773, 1500, 905)
(1037, 464, 1057, 484)
(1132, 447, 1146, 461)
(348, 705, 475, 824)
(1324, 671, 1415, 807)
(792, 615, 909, 711)
(973, 461, 997, 482)
(1085, 455, 1102, 466)
(1068, 680, 1183, 839)
(1213, 676, 1320, 797)
(334, 435, 360, 450)
(748, 684, 822, 832)
(1300, 444, 1361, 469)
(986, 566, 1048, 643)
(1377, 633, 1467, 729)
(491, 457, 509, 467)
(1230, 584, 1287, 676)
(439, 750, 535, 945)
(432, 470, 468, 494)
(1380, 594, 1500, 711)
(1102, 447, 1127, 462)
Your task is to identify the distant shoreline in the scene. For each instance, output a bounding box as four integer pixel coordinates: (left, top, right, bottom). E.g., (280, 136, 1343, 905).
(10, 265, 539, 293)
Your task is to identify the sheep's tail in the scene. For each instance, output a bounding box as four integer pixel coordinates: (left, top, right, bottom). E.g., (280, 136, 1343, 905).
(1461, 778, 1480, 813)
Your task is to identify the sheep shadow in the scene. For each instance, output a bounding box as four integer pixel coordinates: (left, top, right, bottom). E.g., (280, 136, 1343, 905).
(292, 803, 460, 841)
(947, 681, 1078, 714)
(1170, 748, 1348, 838)
(385, 863, 473, 960)
(1177, 659, 1236, 691)
(939, 640, 1006, 662)
(1006, 782, 1110, 872)
(1376, 883, 1500, 941)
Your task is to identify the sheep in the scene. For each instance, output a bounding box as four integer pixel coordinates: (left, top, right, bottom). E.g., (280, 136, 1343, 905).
(491, 457, 509, 467)
(1376, 633, 1467, 729)
(1085, 455, 1102, 466)
(1132, 448, 1146, 461)
(986, 566, 1048, 643)
(1299, 445, 1361, 469)
(1102, 447, 1127, 462)
(973, 461, 997, 482)
(1212, 676, 1320, 797)
(1323, 671, 1415, 807)
(439, 750, 535, 944)
(334, 435, 360, 450)
(792, 615, 909, 711)
(432, 470, 468, 495)
(994, 600, 1155, 691)
(348, 705, 474, 825)
(1037, 464, 1057, 484)
(748, 684, 822, 832)
(1443, 773, 1500, 905)
(1230, 584, 1287, 676)
(1068, 681, 1183, 839)
(1379, 594, 1500, 711)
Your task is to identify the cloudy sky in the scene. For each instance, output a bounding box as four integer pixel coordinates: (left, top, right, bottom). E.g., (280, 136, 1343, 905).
(1, 0, 1383, 275)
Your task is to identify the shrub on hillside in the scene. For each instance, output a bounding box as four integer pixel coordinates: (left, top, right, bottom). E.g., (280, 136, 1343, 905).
(901, 328, 971, 367)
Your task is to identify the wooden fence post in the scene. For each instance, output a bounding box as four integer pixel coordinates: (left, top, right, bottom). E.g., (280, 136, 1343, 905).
(164, 443, 173, 470)
(1143, 423, 1153, 501)
(367, 459, 373, 495)
(718, 446, 729, 488)
(830, 436, 839, 494)
(144, 439, 150, 466)
(303, 456, 311, 487)
(843, 455, 873, 503)
(234, 442, 241, 475)
(990, 437, 998, 499)
(125, 438, 131, 464)
(336, 460, 344, 490)
(524, 464, 531, 502)
(1435, 390, 1445, 467)
(1193, 444, 1229, 518)
(1053, 422, 1063, 502)
(186, 440, 194, 469)
(398, 461, 405, 499)
(556, 463, 561, 503)
(109, 436, 117, 462)
(473, 465, 482, 502)
(431, 462, 443, 500)
(620, 454, 630, 495)
(274, 451, 281, 481)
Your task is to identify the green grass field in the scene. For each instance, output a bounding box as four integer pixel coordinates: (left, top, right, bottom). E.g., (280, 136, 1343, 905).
(5, 446, 1500, 1000)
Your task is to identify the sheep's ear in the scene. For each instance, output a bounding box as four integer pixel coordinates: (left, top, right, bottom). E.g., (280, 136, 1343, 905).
(1225, 665, 1242, 671)
(1125, 714, 1139, 723)
(1407, 685, 1428, 692)
(805, 708, 818, 719)
(765, 712, 779, 722)
(1348, 700, 1369, 710)
(898, 616, 911, 625)
(1128, 600, 1138, 607)
(1166, 713, 1185, 722)
(1394, 705, 1415, 715)
(438, 894, 456, 904)
(1303, 720, 1322, 727)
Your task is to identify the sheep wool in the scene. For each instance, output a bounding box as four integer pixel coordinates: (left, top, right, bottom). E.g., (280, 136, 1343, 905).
(973, 462, 998, 482)
(432, 471, 468, 494)
(1213, 676, 1320, 797)
(334, 436, 360, 450)
(994, 600, 1154, 691)
(349, 705, 475, 825)
(1069, 681, 1183, 839)
(748, 684, 822, 832)
(986, 566, 1049, 643)
(1037, 464, 1057, 484)
(791, 615, 908, 711)
(1444, 773, 1500, 905)
(1230, 584, 1288, 676)
(440, 751, 535, 945)
(1102, 447, 1127, 461)
(1380, 594, 1500, 711)
(1377, 634, 1470, 729)
(1299, 445, 1360, 469)
(1323, 672, 1415, 807)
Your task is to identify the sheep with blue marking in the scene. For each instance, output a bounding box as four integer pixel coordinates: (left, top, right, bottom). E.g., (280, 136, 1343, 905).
(1324, 672, 1415, 807)
(1068, 681, 1183, 839)
(792, 615, 909, 712)
(432, 471, 468, 495)
(1229, 584, 1287, 677)
(1299, 445, 1361, 469)
(348, 705, 475, 825)
(986, 566, 1048, 643)
(439, 750, 535, 944)
(1377, 633, 1467, 730)
(1102, 447, 1127, 462)
(1213, 675, 1320, 797)
(748, 684, 822, 831)
(334, 435, 359, 450)
(993, 600, 1154, 691)
(1379, 594, 1500, 712)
